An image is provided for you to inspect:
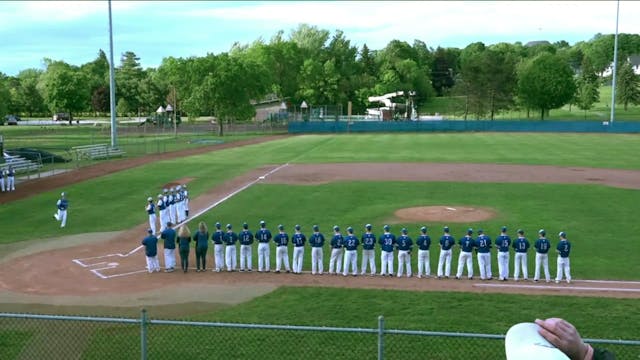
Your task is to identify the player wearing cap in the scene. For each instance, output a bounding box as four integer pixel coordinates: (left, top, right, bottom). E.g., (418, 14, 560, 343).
(193, 221, 209, 272)
(396, 228, 413, 278)
(555, 231, 571, 284)
(360, 224, 377, 276)
(54, 192, 69, 228)
(378, 224, 396, 276)
(211, 222, 224, 272)
(475, 229, 492, 280)
(175, 186, 184, 223)
(182, 184, 189, 218)
(6, 165, 15, 191)
(160, 221, 177, 272)
(255, 220, 272, 272)
(416, 226, 431, 278)
(162, 189, 170, 228)
(455, 228, 475, 280)
(239, 222, 254, 272)
(513, 229, 530, 281)
(141, 228, 160, 273)
(291, 224, 306, 274)
(145, 197, 157, 235)
(223, 224, 238, 272)
(329, 226, 344, 275)
(533, 229, 551, 282)
(168, 188, 177, 224)
(157, 194, 167, 233)
(496, 226, 512, 281)
(309, 225, 325, 275)
(437, 226, 455, 279)
(342, 227, 359, 276)
(0, 167, 4, 192)
(273, 224, 291, 273)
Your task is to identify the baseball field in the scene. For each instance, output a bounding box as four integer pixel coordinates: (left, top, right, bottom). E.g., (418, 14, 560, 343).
(1, 131, 639, 358)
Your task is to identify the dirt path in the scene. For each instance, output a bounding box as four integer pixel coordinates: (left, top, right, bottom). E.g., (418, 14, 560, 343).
(2, 138, 640, 307)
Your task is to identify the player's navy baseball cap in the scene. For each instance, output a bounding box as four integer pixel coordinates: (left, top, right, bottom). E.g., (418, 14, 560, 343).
(226, 224, 232, 229)
(518, 229, 524, 235)
(421, 226, 427, 233)
(443, 226, 450, 232)
(215, 222, 221, 229)
(295, 224, 301, 230)
(147, 229, 153, 233)
(313, 225, 319, 231)
(502, 226, 508, 232)
(365, 224, 372, 230)
(278, 224, 284, 230)
(467, 228, 473, 235)
(559, 231, 566, 237)
(383, 225, 390, 231)
(478, 229, 484, 234)
(147, 197, 153, 201)
(401, 228, 408, 234)
(260, 220, 266, 227)
(243, 222, 248, 229)
(347, 226, 353, 233)
(505, 322, 569, 360)
(539, 229, 545, 235)
(333, 225, 340, 231)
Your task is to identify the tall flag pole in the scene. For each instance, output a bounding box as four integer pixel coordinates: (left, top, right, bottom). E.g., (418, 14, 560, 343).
(108, 0, 118, 147)
(610, 0, 620, 125)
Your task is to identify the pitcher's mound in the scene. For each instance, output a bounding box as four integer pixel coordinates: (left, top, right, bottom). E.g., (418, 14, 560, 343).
(395, 206, 496, 222)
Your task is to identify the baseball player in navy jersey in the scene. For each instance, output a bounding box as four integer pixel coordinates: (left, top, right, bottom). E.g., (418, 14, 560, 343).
(54, 192, 69, 228)
(329, 226, 344, 275)
(162, 189, 169, 226)
(6, 166, 15, 191)
(416, 226, 431, 278)
(273, 224, 291, 273)
(182, 184, 189, 218)
(455, 228, 475, 280)
(396, 228, 413, 278)
(224, 224, 238, 271)
(555, 231, 572, 284)
(292, 225, 306, 274)
(513, 229, 530, 281)
(0, 168, 4, 192)
(496, 226, 512, 281)
(342, 227, 359, 276)
(175, 186, 184, 223)
(437, 226, 455, 278)
(379, 225, 396, 276)
(360, 224, 377, 276)
(534, 229, 551, 282)
(255, 220, 272, 272)
(145, 197, 157, 235)
(157, 194, 167, 232)
(309, 225, 325, 275)
(160, 222, 177, 272)
(142, 229, 161, 273)
(211, 222, 224, 272)
(475, 229, 492, 280)
(239, 222, 254, 272)
(170, 188, 178, 224)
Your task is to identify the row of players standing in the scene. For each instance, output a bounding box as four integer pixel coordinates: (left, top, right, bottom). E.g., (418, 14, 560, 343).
(0, 166, 16, 192)
(142, 221, 572, 283)
(145, 185, 189, 235)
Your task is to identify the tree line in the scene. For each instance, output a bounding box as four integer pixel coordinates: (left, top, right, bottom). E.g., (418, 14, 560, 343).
(0, 24, 639, 123)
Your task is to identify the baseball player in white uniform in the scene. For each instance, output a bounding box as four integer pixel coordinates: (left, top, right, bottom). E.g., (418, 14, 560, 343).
(182, 184, 189, 218)
(54, 192, 69, 228)
(455, 228, 475, 280)
(291, 224, 306, 274)
(157, 194, 166, 233)
(328, 226, 344, 275)
(534, 229, 551, 283)
(437, 226, 455, 278)
(6, 166, 15, 191)
(360, 224, 377, 276)
(342, 227, 359, 276)
(145, 197, 157, 235)
(0, 168, 5, 192)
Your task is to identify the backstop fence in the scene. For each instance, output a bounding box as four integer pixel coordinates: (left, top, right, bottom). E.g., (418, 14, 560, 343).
(1, 311, 638, 359)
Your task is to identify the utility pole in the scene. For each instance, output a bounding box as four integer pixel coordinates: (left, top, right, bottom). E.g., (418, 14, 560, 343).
(610, 0, 620, 125)
(108, 0, 117, 147)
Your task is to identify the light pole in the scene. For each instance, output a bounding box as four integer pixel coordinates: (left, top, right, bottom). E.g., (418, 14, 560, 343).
(610, 0, 620, 125)
(107, 0, 117, 147)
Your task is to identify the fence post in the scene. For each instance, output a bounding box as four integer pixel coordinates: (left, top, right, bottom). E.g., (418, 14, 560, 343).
(378, 315, 384, 360)
(140, 308, 148, 360)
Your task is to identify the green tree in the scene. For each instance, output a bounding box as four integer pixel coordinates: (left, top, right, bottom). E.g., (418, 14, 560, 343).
(517, 52, 576, 120)
(40, 61, 90, 121)
(431, 47, 459, 96)
(0, 73, 11, 118)
(115, 51, 145, 115)
(615, 61, 640, 111)
(81, 50, 110, 114)
(573, 57, 600, 118)
(14, 69, 46, 116)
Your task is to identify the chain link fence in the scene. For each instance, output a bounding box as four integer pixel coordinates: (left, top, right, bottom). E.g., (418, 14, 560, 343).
(1, 312, 638, 359)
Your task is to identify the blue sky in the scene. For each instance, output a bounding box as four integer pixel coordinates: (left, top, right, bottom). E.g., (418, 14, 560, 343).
(0, 1, 638, 76)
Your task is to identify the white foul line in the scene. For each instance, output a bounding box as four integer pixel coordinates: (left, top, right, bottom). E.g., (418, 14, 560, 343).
(474, 283, 640, 293)
(72, 164, 289, 279)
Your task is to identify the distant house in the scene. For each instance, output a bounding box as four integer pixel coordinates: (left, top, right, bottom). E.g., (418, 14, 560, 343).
(252, 94, 287, 122)
(602, 54, 640, 76)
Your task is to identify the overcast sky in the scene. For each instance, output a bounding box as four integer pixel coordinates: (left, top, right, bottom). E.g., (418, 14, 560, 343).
(0, 1, 637, 76)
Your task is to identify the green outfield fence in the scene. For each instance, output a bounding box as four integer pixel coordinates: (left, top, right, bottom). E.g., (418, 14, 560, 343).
(288, 119, 640, 133)
(1, 312, 638, 359)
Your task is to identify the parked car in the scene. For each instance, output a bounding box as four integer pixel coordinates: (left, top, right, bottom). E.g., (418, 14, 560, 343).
(53, 112, 71, 121)
(3, 114, 20, 125)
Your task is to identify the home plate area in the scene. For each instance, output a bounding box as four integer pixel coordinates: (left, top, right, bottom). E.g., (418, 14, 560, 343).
(72, 245, 147, 279)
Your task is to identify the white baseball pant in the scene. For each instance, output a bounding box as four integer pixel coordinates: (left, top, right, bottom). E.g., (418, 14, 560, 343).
(534, 253, 550, 282)
(556, 256, 571, 283)
(514, 252, 529, 280)
(55, 209, 68, 228)
(213, 244, 224, 271)
(163, 248, 176, 270)
(292, 246, 304, 273)
(437, 249, 452, 277)
(497, 251, 510, 280)
(146, 255, 160, 273)
(361, 249, 376, 275)
(456, 251, 473, 279)
(397, 250, 411, 277)
(240, 245, 252, 271)
(7, 175, 14, 191)
(0, 177, 4, 192)
(342, 250, 358, 276)
(311, 247, 323, 274)
(477, 252, 492, 280)
(275, 246, 290, 272)
(329, 248, 343, 274)
(380, 250, 394, 276)
(258, 243, 270, 271)
(148, 214, 157, 235)
(225, 245, 237, 271)
(417, 250, 430, 277)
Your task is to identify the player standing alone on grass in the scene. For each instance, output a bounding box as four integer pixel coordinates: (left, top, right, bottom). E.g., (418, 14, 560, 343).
(555, 231, 571, 284)
(256, 220, 272, 272)
(513, 229, 530, 281)
(309, 225, 325, 275)
(360, 224, 376, 276)
(54, 192, 68, 228)
(342, 227, 359, 276)
(379, 225, 396, 276)
(291, 224, 306, 274)
(534, 229, 551, 282)
(437, 226, 454, 279)
(455, 228, 475, 280)
(239, 222, 254, 272)
(396, 228, 413, 278)
(496, 226, 511, 281)
(416, 226, 431, 278)
(329, 226, 344, 275)
(141, 229, 160, 273)
(274, 224, 291, 273)
(475, 229, 492, 280)
(211, 222, 224, 272)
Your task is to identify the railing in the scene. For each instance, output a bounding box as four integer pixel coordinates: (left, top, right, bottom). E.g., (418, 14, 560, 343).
(1, 311, 638, 359)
